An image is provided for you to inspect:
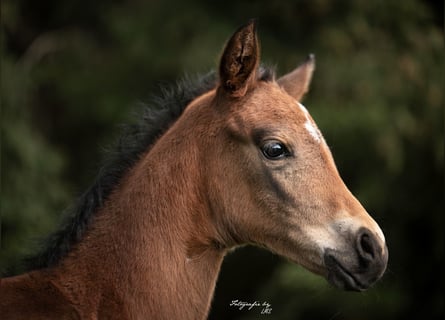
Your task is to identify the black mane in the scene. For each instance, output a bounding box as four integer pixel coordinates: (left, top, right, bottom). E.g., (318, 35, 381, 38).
(21, 67, 274, 273)
(21, 72, 217, 272)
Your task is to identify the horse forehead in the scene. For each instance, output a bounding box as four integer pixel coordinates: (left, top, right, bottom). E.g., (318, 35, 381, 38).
(244, 84, 307, 122)
(232, 85, 325, 145)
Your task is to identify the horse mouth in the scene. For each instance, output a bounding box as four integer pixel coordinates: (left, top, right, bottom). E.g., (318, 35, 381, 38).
(324, 254, 367, 292)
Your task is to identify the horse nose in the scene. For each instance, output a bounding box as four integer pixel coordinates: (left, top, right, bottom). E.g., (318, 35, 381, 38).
(356, 228, 388, 278)
(324, 226, 388, 291)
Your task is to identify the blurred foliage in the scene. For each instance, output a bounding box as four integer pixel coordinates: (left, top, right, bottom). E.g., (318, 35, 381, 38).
(0, 0, 443, 319)
(1, 40, 70, 272)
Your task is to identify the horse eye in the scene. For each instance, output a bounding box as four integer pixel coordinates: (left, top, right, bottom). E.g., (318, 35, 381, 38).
(261, 141, 289, 160)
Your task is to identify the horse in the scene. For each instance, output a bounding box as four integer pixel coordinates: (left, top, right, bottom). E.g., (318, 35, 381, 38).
(0, 20, 388, 320)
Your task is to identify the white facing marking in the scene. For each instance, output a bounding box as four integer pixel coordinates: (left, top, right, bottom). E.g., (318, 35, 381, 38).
(295, 101, 323, 143)
(304, 121, 322, 143)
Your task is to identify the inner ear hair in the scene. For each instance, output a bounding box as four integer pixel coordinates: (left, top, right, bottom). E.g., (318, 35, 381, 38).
(218, 19, 260, 97)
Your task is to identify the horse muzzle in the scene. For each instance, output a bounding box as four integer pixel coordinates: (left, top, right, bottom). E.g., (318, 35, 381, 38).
(323, 227, 389, 291)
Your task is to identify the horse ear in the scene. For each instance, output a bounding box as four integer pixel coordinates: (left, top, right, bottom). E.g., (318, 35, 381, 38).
(277, 54, 315, 101)
(218, 20, 260, 97)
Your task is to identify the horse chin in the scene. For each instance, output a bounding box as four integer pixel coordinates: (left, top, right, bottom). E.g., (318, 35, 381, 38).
(288, 254, 366, 291)
(324, 254, 368, 292)
(323, 249, 385, 292)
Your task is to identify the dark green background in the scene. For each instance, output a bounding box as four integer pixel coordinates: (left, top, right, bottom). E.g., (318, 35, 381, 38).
(1, 0, 443, 319)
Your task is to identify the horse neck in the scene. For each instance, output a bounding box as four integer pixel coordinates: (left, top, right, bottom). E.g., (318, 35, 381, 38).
(49, 109, 226, 319)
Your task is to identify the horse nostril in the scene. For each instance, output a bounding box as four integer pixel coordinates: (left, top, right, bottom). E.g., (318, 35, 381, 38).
(357, 229, 377, 264)
(360, 234, 374, 259)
